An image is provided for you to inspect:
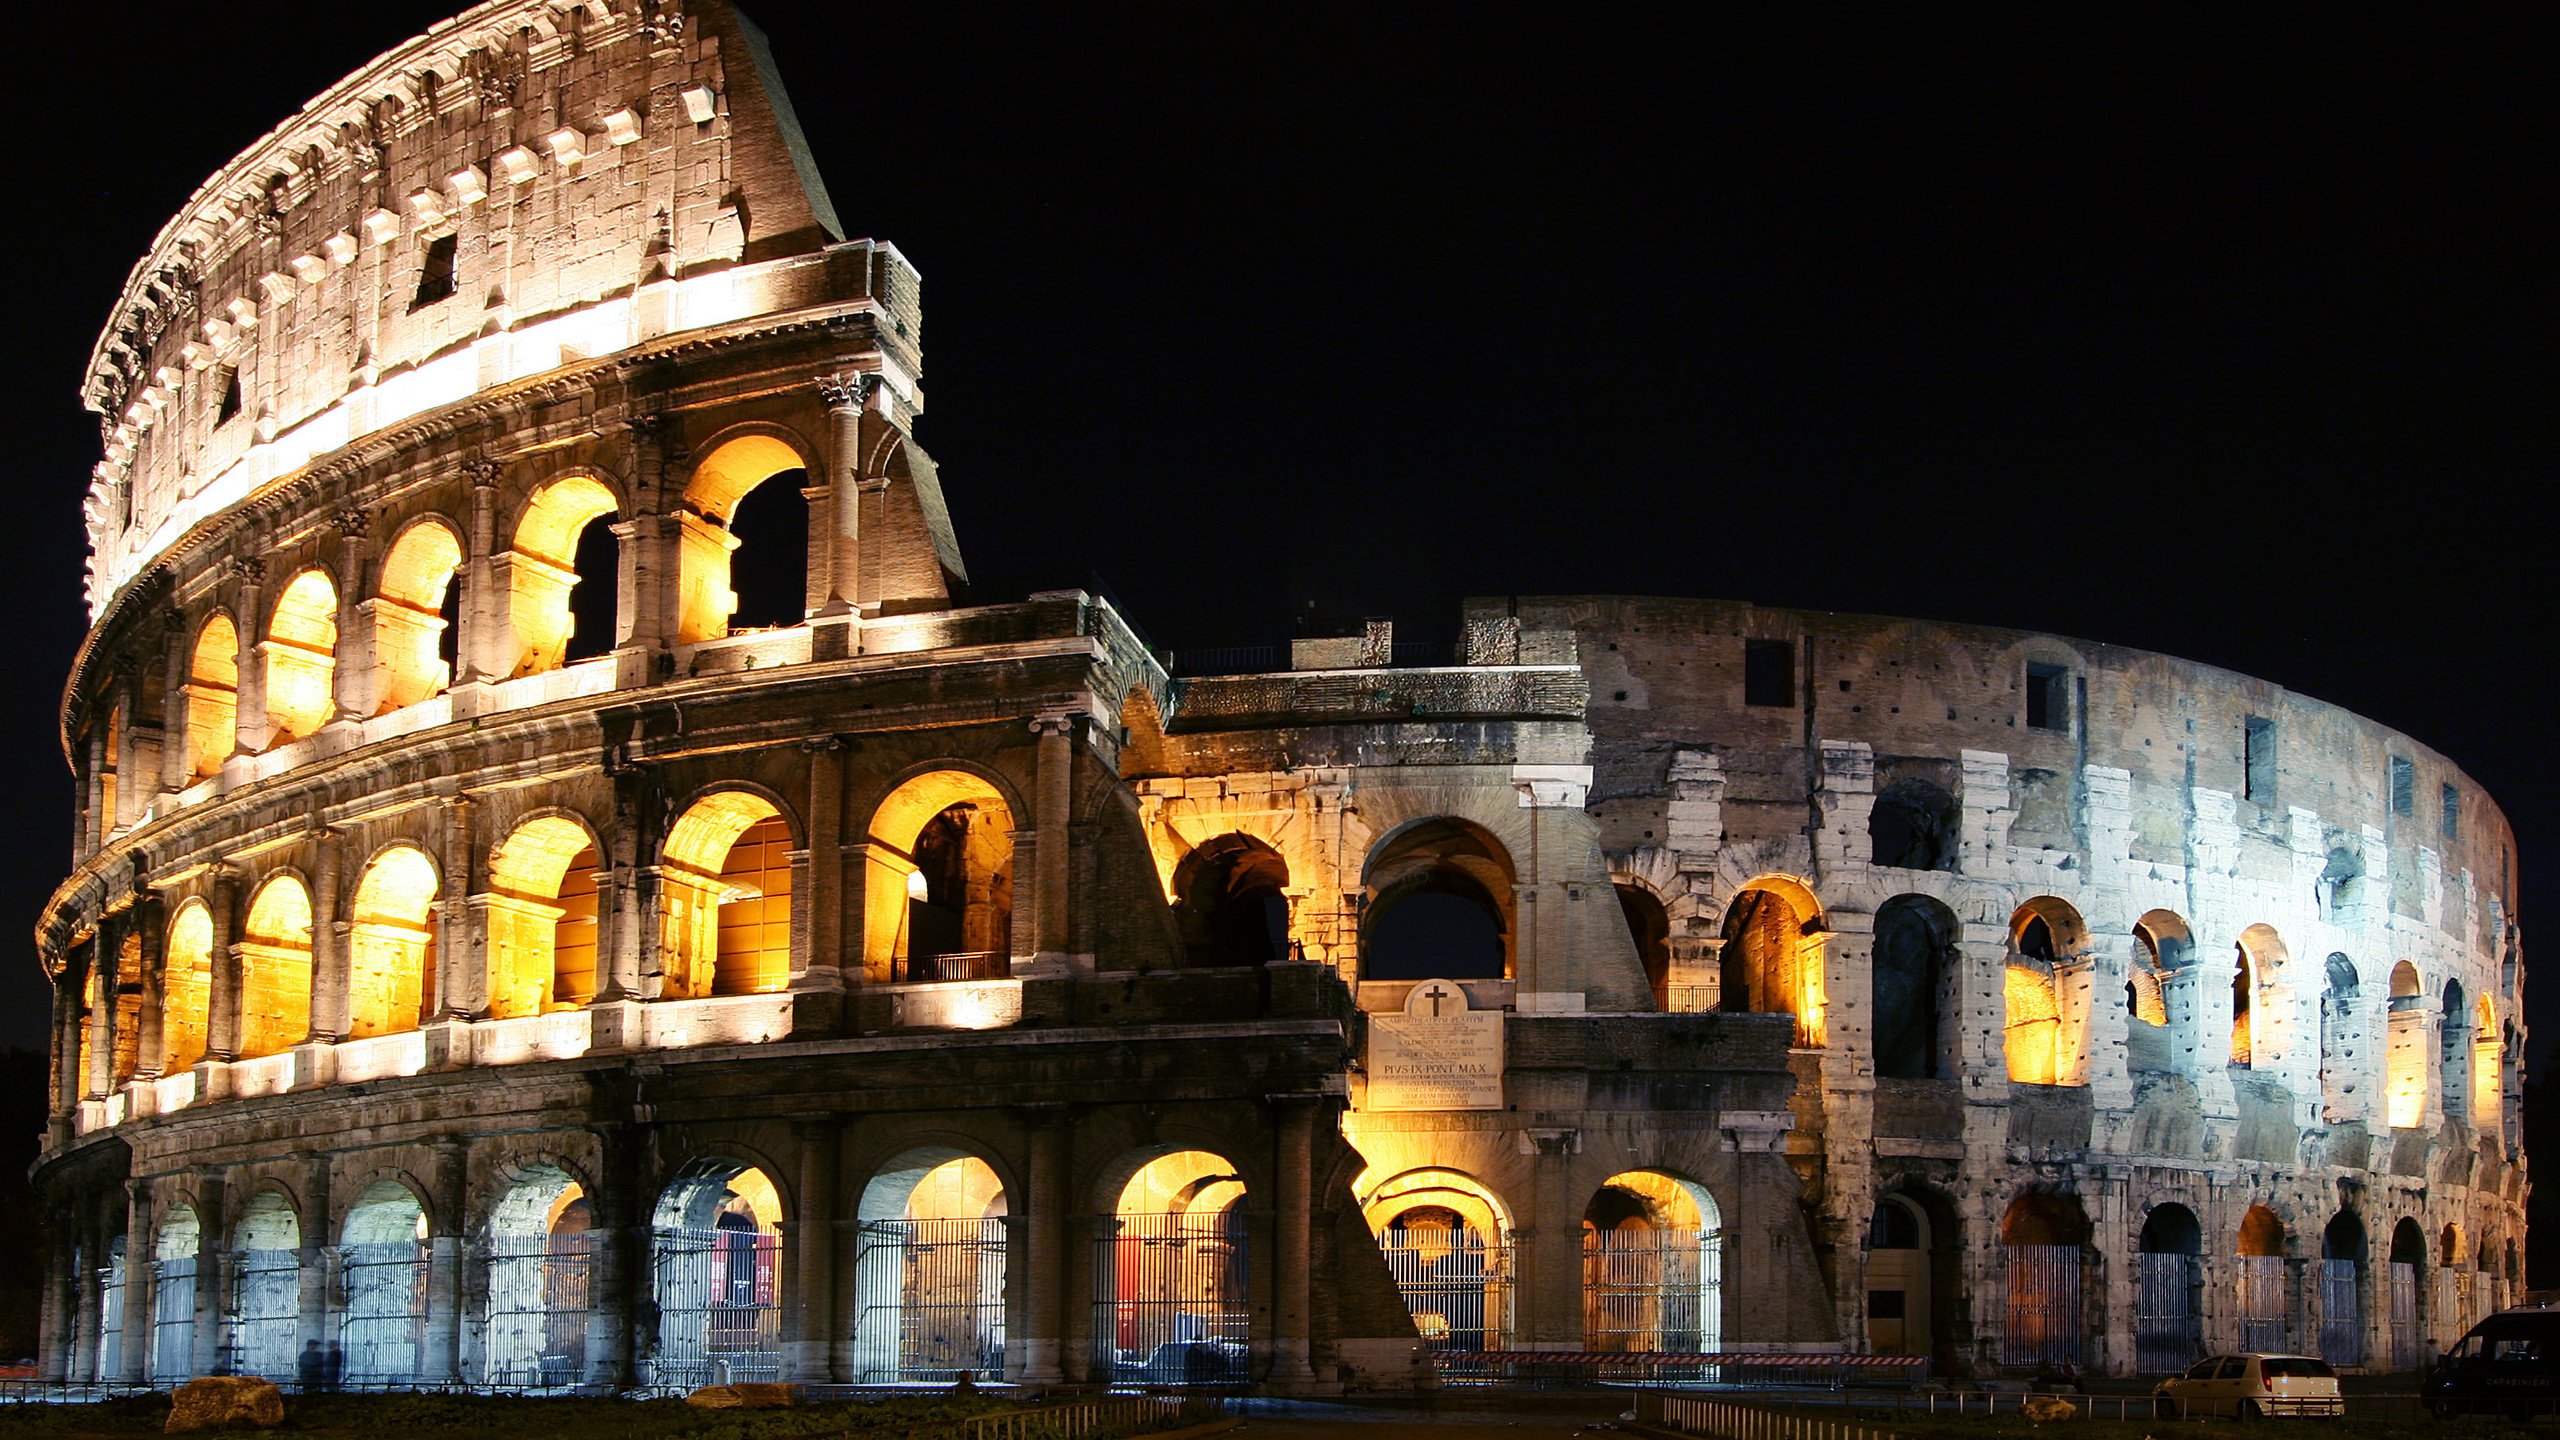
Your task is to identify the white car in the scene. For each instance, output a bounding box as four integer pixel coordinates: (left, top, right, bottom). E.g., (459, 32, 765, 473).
(2153, 1353, 2345, 1419)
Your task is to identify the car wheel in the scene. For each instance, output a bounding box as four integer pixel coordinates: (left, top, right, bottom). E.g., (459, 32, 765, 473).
(2426, 1396, 2457, 1421)
(2239, 1399, 2260, 1422)
(2155, 1396, 2177, 1419)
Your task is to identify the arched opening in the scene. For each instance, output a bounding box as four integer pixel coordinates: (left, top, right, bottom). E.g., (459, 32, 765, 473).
(864, 771, 1016, 984)
(262, 569, 338, 745)
(1999, 1191, 2087, 1367)
(373, 521, 462, 711)
(1174, 835, 1291, 967)
(2135, 1203, 2204, 1374)
(1095, 1150, 1248, 1384)
(2386, 962, 2426, 1128)
(2438, 1223, 2471, 1345)
(1864, 1195, 1933, 1358)
(2321, 954, 2363, 1123)
(1580, 1170, 1722, 1355)
(509, 475, 623, 675)
(237, 876, 313, 1060)
(1872, 895, 1958, 1080)
(660, 792, 793, 999)
(2126, 910, 2195, 1077)
(652, 1160, 783, 1386)
(678, 435, 809, 643)
(853, 1151, 1008, 1382)
(484, 1165, 591, 1390)
(184, 615, 238, 779)
(151, 1202, 200, 1382)
(161, 900, 214, 1074)
(97, 1233, 126, 1381)
(2321, 1210, 2366, 1368)
(1616, 884, 1672, 1009)
(1717, 876, 1825, 1045)
(2230, 924, 2288, 1068)
(347, 847, 437, 1038)
(2389, 1217, 2426, 1370)
(2472, 995, 2500, 1133)
(485, 816, 603, 1017)
(1868, 778, 1956, 871)
(1363, 819, 1515, 983)
(339, 1181, 429, 1387)
(2237, 1204, 2289, 1352)
(1364, 1170, 1515, 1355)
(2003, 899, 2086, 1086)
(2439, 979, 2470, 1124)
(228, 1189, 300, 1379)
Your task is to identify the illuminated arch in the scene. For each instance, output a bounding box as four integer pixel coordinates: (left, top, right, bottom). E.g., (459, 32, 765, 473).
(483, 1162, 592, 1390)
(1581, 1169, 1722, 1354)
(1363, 818, 1516, 983)
(149, 1200, 202, 1381)
(1172, 833, 1289, 967)
(373, 519, 462, 711)
(161, 899, 214, 1074)
(508, 475, 620, 675)
(2236, 1204, 2289, 1351)
(236, 875, 313, 1059)
(2230, 923, 2289, 1068)
(852, 1148, 1010, 1382)
(2002, 897, 2087, 1085)
(184, 614, 238, 779)
(2126, 909, 2196, 1077)
(228, 1187, 301, 1379)
(677, 433, 812, 644)
(485, 813, 604, 1017)
(2386, 960, 2426, 1127)
(1718, 875, 1824, 1045)
(861, 769, 1016, 984)
(347, 846, 437, 1038)
(650, 1158, 785, 1388)
(262, 569, 338, 744)
(660, 789, 794, 999)
(2473, 993, 2501, 1132)
(340, 1179, 430, 1385)
(1616, 881, 1672, 1010)
(1363, 1168, 1516, 1354)
(1097, 1149, 1249, 1382)
(1999, 1190, 2088, 1366)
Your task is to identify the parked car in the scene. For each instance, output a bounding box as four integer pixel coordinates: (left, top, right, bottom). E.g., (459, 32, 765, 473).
(1121, 1340, 1246, 1385)
(2427, 1307, 2560, 1420)
(2153, 1353, 2344, 1419)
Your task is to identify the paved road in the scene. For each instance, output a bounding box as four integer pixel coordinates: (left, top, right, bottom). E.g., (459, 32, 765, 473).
(1223, 1397, 1642, 1435)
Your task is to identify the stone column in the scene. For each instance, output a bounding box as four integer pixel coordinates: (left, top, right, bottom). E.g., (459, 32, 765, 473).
(50, 961, 83, 1148)
(309, 829, 347, 1042)
(296, 1151, 333, 1366)
(1523, 1129, 1584, 1347)
(793, 740, 846, 1030)
(786, 1118, 841, 1382)
(160, 608, 192, 798)
(456, 460, 503, 686)
(87, 913, 120, 1100)
(584, 1122, 641, 1388)
(192, 1169, 227, 1379)
(205, 868, 243, 1063)
(120, 1179, 155, 1382)
(328, 509, 374, 722)
(132, 894, 167, 1084)
(37, 1203, 73, 1381)
(1016, 1107, 1067, 1383)
(619, 415, 680, 663)
(70, 1202, 100, 1381)
(816, 372, 872, 614)
(424, 1136, 467, 1382)
(435, 795, 480, 1020)
(1030, 713, 1080, 972)
(1270, 1097, 1318, 1384)
(229, 559, 268, 755)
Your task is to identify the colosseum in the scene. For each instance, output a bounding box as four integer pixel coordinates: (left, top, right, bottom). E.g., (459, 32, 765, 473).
(31, 0, 2526, 1396)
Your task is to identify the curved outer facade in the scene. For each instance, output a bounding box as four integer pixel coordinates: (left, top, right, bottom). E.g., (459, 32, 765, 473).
(36, 0, 2525, 1393)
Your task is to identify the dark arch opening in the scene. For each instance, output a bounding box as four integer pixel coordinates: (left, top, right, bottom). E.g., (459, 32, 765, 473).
(1616, 884, 1671, 1009)
(1174, 835, 1290, 967)
(724, 468, 810, 630)
(1368, 873, 1506, 980)
(2141, 1204, 2202, 1254)
(563, 512, 621, 663)
(1872, 895, 1956, 1080)
(1868, 779, 1957, 871)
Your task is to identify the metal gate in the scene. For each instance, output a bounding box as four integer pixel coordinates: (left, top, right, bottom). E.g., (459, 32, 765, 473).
(1091, 1213, 1248, 1384)
(2134, 1251, 2202, 1374)
(2319, 1259, 2362, 1367)
(151, 1258, 196, 1381)
(1582, 1229, 1720, 1353)
(853, 1218, 1007, 1382)
(97, 1253, 123, 1381)
(484, 1233, 590, 1389)
(652, 1225, 780, 1387)
(1379, 1230, 1513, 1353)
(231, 1249, 301, 1379)
(2389, 1262, 2420, 1370)
(2002, 1244, 2082, 1366)
(339, 1241, 427, 1386)
(2436, 1269, 2461, 1350)
(2237, 1255, 2287, 1353)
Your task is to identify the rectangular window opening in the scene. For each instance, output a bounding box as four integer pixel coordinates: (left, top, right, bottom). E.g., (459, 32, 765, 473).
(2442, 783, 2460, 839)
(2389, 756, 2415, 818)
(214, 366, 242, 425)
(411, 232, 459, 311)
(1743, 638, 1794, 708)
(2243, 715, 2276, 802)
(2026, 663, 2069, 732)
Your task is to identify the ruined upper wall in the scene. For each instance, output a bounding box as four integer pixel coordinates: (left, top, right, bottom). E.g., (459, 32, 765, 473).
(79, 0, 886, 621)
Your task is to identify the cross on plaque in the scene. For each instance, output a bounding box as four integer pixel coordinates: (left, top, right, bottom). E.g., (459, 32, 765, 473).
(1420, 983, 1454, 1017)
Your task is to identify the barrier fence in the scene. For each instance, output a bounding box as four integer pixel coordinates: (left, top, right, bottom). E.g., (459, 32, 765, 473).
(1437, 1352, 1928, 1388)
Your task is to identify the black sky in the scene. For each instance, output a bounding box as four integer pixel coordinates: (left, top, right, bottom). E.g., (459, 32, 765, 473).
(5, 9, 2552, 1062)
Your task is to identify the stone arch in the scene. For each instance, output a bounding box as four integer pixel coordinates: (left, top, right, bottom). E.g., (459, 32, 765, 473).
(2387, 960, 2426, 1127)
(2321, 1208, 2367, 1367)
(2136, 1202, 2205, 1373)
(1872, 894, 1959, 1080)
(161, 898, 214, 1073)
(184, 612, 238, 779)
(1582, 1169, 1722, 1354)
(1363, 1169, 1516, 1354)
(660, 787, 798, 999)
(340, 1178, 430, 1385)
(1717, 874, 1825, 1044)
(2236, 1203, 2290, 1351)
(2388, 1216, 2428, 1368)
(650, 1155, 787, 1387)
(2003, 898, 2088, 1086)
(149, 1198, 202, 1382)
(1863, 1191, 1940, 1359)
(481, 1160, 592, 1390)
(677, 430, 816, 643)
(373, 516, 463, 711)
(228, 1186, 302, 1380)
(1614, 879, 1672, 1010)
(2127, 909, 2197, 1077)
(1172, 833, 1290, 967)
(1999, 1189, 2088, 1367)
(237, 873, 313, 1059)
(862, 767, 1018, 984)
(2320, 953, 2363, 1123)
(1362, 817, 1517, 983)
(1095, 1147, 1250, 1383)
(484, 811, 605, 1017)
(347, 845, 437, 1039)
(262, 567, 338, 744)
(1868, 777, 1957, 871)
(2439, 978, 2470, 1123)
(507, 473, 622, 674)
(2230, 923, 2288, 1068)
(851, 1146, 1011, 1382)
(2470, 992, 2500, 1132)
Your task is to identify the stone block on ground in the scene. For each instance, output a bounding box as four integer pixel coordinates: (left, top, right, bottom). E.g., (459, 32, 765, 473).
(165, 1376, 285, 1432)
(686, 1382, 798, 1408)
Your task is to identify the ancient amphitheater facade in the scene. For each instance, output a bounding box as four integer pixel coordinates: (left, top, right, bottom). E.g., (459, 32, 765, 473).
(35, 0, 2523, 1393)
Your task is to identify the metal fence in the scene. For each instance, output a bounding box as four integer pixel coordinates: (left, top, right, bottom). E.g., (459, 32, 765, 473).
(231, 1249, 301, 1379)
(1092, 1213, 1249, 1384)
(652, 1225, 781, 1387)
(484, 1232, 590, 1389)
(1380, 1230, 1512, 1353)
(2000, 1244, 2081, 1367)
(340, 1241, 428, 1386)
(2389, 1261, 2420, 1370)
(1583, 1229, 1720, 1354)
(2134, 1251, 2202, 1374)
(2237, 1254, 2287, 1353)
(854, 1217, 1007, 1382)
(2320, 1259, 2363, 1367)
(151, 1258, 196, 1382)
(96, 1257, 123, 1382)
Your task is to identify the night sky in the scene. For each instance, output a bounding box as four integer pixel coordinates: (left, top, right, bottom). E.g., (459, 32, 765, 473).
(5, 10, 2551, 1070)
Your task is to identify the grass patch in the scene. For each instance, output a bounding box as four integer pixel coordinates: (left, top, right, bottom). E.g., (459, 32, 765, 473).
(0, 1393, 1020, 1440)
